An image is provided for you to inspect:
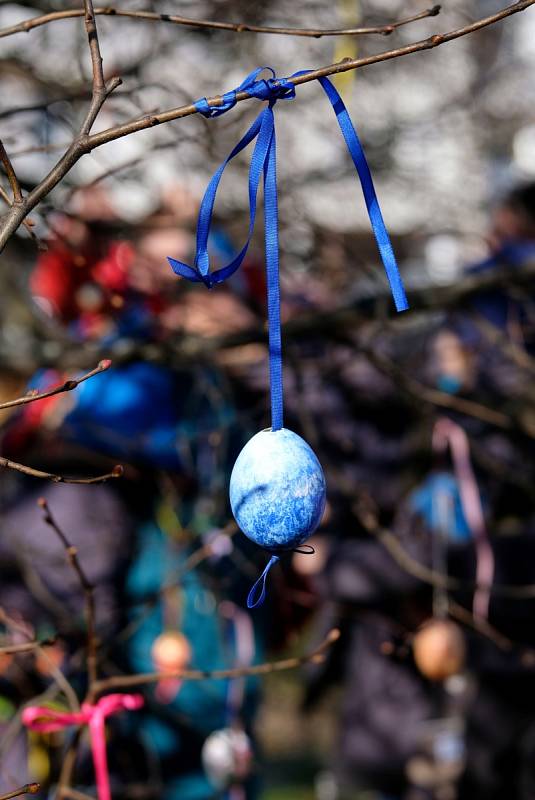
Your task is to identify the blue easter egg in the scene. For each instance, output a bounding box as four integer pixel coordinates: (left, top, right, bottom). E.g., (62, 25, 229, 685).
(229, 428, 326, 551)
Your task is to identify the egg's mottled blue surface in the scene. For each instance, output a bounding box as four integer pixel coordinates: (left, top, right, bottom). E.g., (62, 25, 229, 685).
(229, 428, 326, 551)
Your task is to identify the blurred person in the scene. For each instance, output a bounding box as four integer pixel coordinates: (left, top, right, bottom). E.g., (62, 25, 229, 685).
(429, 182, 535, 399)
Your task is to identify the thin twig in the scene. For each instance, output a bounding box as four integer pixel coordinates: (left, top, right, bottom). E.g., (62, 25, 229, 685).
(0, 360, 111, 411)
(0, 784, 40, 800)
(79, 0, 118, 136)
(0, 185, 42, 248)
(0, 5, 441, 40)
(0, 608, 79, 711)
(354, 500, 535, 657)
(38, 498, 98, 686)
(0, 139, 22, 203)
(448, 598, 514, 652)
(361, 344, 513, 431)
(0, 458, 123, 484)
(56, 729, 83, 800)
(91, 628, 340, 696)
(0, 637, 56, 655)
(86, 0, 535, 151)
(0, 0, 533, 251)
(356, 501, 535, 600)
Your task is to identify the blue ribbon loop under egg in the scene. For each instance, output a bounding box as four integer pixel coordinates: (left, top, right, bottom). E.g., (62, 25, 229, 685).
(167, 67, 409, 607)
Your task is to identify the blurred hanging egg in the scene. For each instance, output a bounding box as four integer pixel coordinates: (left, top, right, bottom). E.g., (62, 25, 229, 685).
(413, 619, 466, 682)
(152, 631, 191, 672)
(152, 631, 192, 704)
(202, 727, 253, 789)
(229, 428, 326, 551)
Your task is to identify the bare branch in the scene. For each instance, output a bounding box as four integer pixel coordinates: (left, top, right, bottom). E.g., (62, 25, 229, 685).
(91, 628, 340, 696)
(0, 785, 40, 800)
(0, 637, 56, 655)
(447, 598, 514, 653)
(0, 5, 441, 41)
(79, 0, 121, 136)
(83, 0, 535, 150)
(0, 458, 123, 485)
(38, 498, 98, 685)
(356, 501, 535, 600)
(0, 360, 111, 411)
(360, 343, 513, 431)
(0, 0, 532, 251)
(0, 185, 42, 248)
(0, 608, 79, 711)
(83, 0, 104, 93)
(0, 139, 22, 203)
(56, 729, 83, 800)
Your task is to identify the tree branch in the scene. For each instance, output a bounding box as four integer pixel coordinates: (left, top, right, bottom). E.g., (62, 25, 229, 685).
(0, 458, 123, 484)
(0, 139, 22, 203)
(356, 500, 535, 600)
(0, 360, 111, 411)
(0, 608, 79, 711)
(90, 628, 340, 696)
(0, 785, 40, 800)
(0, 5, 441, 40)
(38, 498, 98, 686)
(0, 185, 42, 248)
(0, 637, 56, 655)
(0, 0, 533, 251)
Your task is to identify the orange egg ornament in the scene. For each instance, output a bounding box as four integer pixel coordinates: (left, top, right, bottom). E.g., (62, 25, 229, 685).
(152, 631, 191, 671)
(412, 619, 466, 683)
(151, 631, 192, 704)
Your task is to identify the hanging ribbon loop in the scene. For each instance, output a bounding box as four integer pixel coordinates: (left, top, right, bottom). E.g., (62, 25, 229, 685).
(246, 554, 280, 609)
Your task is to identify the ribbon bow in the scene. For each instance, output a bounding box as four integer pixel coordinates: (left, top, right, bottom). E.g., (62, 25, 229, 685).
(22, 694, 144, 800)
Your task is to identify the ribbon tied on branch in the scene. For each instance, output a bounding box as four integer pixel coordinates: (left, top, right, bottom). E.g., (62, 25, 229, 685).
(22, 693, 144, 800)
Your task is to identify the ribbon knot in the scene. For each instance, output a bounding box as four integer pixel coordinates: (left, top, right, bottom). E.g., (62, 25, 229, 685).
(22, 693, 144, 800)
(245, 76, 296, 104)
(195, 68, 295, 119)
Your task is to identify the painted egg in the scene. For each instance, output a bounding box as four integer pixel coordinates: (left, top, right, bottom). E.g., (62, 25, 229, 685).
(413, 619, 465, 682)
(202, 727, 253, 789)
(151, 631, 192, 672)
(152, 631, 192, 704)
(229, 428, 326, 551)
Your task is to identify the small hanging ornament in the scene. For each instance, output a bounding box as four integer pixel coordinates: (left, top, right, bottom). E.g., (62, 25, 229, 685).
(167, 67, 409, 607)
(230, 428, 326, 552)
(201, 727, 253, 791)
(151, 631, 192, 703)
(412, 619, 466, 683)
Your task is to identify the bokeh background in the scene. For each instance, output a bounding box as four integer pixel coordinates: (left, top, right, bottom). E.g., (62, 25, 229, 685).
(1, 2, 535, 800)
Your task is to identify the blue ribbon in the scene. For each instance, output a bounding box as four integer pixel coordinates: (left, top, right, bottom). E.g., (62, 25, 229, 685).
(246, 555, 280, 609)
(167, 67, 409, 605)
(168, 67, 408, 434)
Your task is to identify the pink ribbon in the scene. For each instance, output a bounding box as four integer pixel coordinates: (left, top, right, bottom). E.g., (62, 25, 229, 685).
(22, 693, 144, 800)
(432, 417, 495, 620)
